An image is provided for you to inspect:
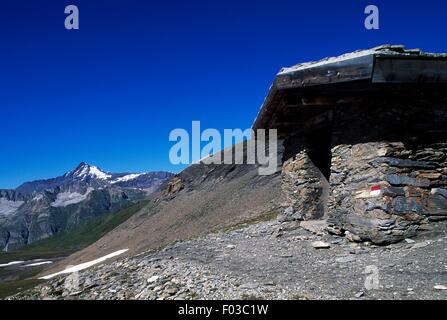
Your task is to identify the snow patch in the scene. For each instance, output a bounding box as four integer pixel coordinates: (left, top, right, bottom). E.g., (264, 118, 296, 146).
(0, 261, 25, 268)
(33, 194, 44, 201)
(0, 198, 24, 216)
(51, 188, 94, 207)
(23, 261, 53, 267)
(88, 166, 112, 180)
(39, 249, 128, 280)
(111, 173, 143, 184)
(71, 164, 112, 180)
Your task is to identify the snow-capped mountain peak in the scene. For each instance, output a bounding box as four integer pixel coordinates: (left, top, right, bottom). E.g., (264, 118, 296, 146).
(67, 162, 112, 181)
(3, 164, 174, 250)
(14, 163, 174, 195)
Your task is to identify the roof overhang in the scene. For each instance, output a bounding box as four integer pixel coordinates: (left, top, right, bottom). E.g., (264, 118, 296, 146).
(253, 45, 447, 131)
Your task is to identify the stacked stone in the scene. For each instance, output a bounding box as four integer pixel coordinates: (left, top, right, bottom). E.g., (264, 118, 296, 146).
(327, 99, 447, 244)
(328, 142, 421, 244)
(280, 151, 327, 222)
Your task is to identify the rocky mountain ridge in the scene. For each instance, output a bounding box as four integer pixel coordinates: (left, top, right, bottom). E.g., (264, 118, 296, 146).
(0, 163, 174, 251)
(16, 162, 173, 194)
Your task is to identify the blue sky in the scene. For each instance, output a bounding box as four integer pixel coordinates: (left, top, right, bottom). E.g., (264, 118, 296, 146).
(0, 0, 446, 188)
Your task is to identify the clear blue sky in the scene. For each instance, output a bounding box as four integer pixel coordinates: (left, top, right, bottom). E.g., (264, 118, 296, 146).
(0, 0, 446, 188)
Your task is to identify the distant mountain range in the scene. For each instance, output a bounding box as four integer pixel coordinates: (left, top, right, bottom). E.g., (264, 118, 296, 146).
(0, 163, 174, 251)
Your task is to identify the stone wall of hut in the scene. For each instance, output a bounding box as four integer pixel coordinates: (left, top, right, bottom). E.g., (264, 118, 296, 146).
(280, 92, 447, 244)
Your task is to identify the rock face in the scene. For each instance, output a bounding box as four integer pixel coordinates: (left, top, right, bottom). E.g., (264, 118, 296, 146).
(0, 163, 173, 251)
(166, 177, 184, 195)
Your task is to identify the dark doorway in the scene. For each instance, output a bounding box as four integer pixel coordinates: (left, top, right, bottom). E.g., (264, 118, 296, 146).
(281, 111, 334, 219)
(281, 110, 334, 182)
(306, 121, 333, 219)
(306, 123, 333, 182)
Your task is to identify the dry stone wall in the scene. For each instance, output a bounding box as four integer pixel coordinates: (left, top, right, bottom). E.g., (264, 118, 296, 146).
(328, 97, 447, 244)
(280, 150, 328, 221)
(280, 93, 447, 245)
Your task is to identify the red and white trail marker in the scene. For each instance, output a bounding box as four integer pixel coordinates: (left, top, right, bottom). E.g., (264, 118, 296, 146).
(369, 185, 382, 197)
(355, 185, 383, 199)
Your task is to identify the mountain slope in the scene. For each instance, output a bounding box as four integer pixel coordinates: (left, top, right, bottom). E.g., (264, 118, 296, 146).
(40, 143, 283, 276)
(0, 163, 174, 251)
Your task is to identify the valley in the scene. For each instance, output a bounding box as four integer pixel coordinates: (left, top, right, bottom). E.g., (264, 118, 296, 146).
(0, 198, 149, 298)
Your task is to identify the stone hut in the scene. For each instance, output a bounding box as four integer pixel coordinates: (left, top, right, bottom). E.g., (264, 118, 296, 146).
(253, 45, 447, 244)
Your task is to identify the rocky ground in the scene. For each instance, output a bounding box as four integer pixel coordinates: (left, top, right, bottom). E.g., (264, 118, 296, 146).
(8, 219, 447, 300)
